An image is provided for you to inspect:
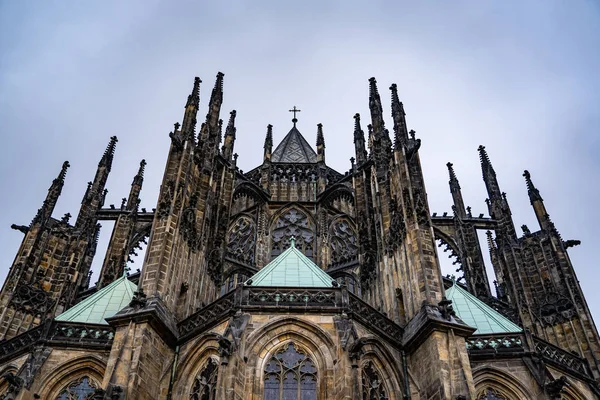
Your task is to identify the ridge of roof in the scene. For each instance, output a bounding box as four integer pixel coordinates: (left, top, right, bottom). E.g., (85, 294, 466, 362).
(56, 275, 137, 325)
(247, 238, 333, 287)
(445, 281, 522, 334)
(271, 125, 318, 163)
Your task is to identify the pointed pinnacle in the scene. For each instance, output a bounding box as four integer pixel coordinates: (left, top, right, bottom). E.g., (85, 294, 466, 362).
(264, 124, 273, 148)
(316, 123, 325, 146)
(99, 136, 118, 169)
(369, 77, 380, 98)
(478, 145, 495, 175)
(132, 159, 146, 185)
(523, 170, 543, 202)
(485, 230, 495, 250)
(186, 77, 201, 107)
(57, 161, 70, 184)
(447, 162, 460, 190)
(354, 113, 362, 132)
(389, 83, 404, 115)
(211, 72, 225, 98)
(225, 110, 237, 137)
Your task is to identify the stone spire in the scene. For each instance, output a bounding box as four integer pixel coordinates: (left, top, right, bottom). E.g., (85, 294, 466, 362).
(353, 113, 367, 164)
(523, 170, 551, 232)
(447, 162, 466, 218)
(390, 83, 408, 148)
(222, 110, 237, 161)
(182, 77, 201, 140)
(316, 123, 325, 163)
(32, 160, 70, 225)
(126, 159, 146, 212)
(478, 145, 501, 201)
(263, 124, 273, 162)
(76, 136, 117, 230)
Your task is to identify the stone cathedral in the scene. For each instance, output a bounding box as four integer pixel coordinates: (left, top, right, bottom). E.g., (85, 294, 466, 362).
(0, 73, 599, 400)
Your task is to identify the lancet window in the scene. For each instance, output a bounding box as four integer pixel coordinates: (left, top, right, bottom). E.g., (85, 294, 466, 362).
(361, 362, 389, 400)
(271, 209, 314, 259)
(55, 376, 97, 400)
(190, 358, 219, 400)
(263, 343, 317, 400)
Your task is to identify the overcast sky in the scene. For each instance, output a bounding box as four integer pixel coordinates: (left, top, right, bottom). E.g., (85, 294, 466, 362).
(1, 1, 599, 322)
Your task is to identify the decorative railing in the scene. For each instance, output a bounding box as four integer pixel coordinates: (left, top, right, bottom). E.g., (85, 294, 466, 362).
(178, 291, 236, 340)
(0, 321, 115, 363)
(348, 293, 403, 344)
(0, 325, 44, 362)
(533, 337, 589, 378)
(48, 322, 114, 348)
(466, 333, 525, 356)
(245, 287, 339, 308)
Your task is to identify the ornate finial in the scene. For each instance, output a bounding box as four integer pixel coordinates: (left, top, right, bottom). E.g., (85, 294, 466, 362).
(290, 236, 296, 248)
(353, 113, 362, 132)
(316, 123, 325, 146)
(289, 106, 301, 126)
(57, 161, 70, 184)
(523, 170, 543, 203)
(478, 145, 495, 174)
(99, 136, 118, 170)
(186, 76, 201, 107)
(368, 77, 379, 97)
(447, 162, 461, 190)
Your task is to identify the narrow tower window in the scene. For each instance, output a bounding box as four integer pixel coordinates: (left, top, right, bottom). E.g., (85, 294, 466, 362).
(190, 358, 219, 400)
(361, 361, 389, 400)
(263, 343, 317, 400)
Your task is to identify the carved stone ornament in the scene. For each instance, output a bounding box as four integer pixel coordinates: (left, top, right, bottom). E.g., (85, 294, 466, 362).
(271, 208, 314, 259)
(22, 346, 52, 389)
(386, 198, 406, 254)
(334, 313, 358, 350)
(538, 292, 576, 326)
(9, 285, 54, 317)
(157, 180, 175, 218)
(226, 216, 257, 266)
(330, 218, 358, 265)
(179, 192, 200, 251)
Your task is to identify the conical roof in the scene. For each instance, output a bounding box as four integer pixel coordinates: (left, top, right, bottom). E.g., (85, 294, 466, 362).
(271, 125, 317, 163)
(56, 275, 137, 325)
(445, 281, 522, 334)
(247, 238, 334, 287)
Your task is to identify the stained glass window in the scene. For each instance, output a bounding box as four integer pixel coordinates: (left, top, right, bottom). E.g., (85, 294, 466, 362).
(271, 209, 314, 260)
(477, 388, 506, 400)
(190, 358, 219, 400)
(361, 362, 388, 400)
(55, 376, 97, 400)
(263, 343, 317, 400)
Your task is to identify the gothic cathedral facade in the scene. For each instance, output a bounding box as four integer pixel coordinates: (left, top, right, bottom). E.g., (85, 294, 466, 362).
(0, 73, 599, 399)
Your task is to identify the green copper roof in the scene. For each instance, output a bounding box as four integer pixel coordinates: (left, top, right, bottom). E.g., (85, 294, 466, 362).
(446, 281, 522, 334)
(56, 274, 137, 325)
(247, 238, 334, 287)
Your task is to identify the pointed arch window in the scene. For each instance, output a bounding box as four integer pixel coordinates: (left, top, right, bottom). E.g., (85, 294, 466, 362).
(55, 376, 97, 399)
(361, 361, 389, 400)
(271, 209, 314, 260)
(263, 343, 317, 400)
(190, 358, 218, 400)
(477, 388, 507, 399)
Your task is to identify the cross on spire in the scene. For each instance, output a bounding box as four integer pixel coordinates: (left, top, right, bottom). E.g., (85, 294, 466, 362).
(289, 106, 301, 126)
